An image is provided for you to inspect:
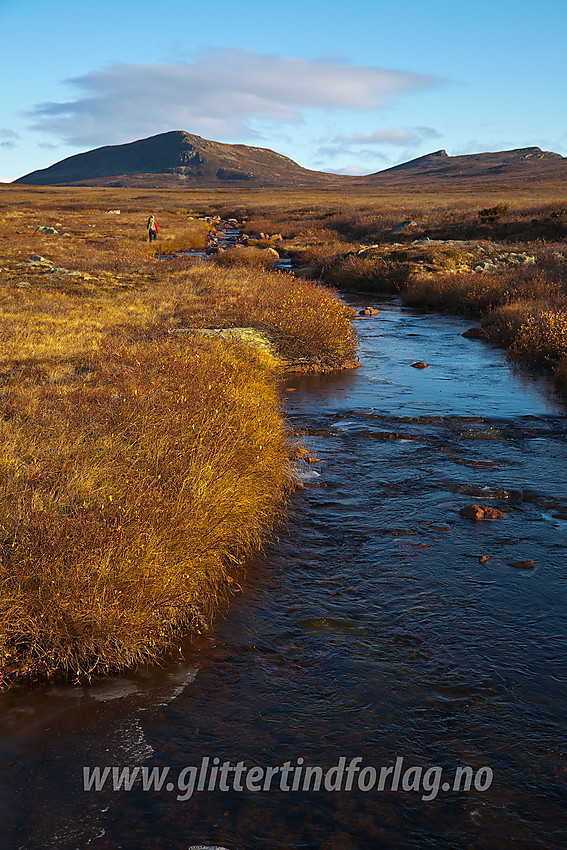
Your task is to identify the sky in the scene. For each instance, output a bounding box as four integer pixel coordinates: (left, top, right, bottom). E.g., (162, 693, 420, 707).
(1, 0, 566, 182)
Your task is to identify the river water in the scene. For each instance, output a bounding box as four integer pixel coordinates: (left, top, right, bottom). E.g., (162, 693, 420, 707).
(2, 294, 567, 849)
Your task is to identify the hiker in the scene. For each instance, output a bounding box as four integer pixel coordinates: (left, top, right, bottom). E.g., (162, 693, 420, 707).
(147, 214, 159, 242)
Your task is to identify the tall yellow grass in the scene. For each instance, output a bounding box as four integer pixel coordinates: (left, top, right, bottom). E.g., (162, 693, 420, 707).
(0, 334, 291, 680)
(0, 185, 358, 684)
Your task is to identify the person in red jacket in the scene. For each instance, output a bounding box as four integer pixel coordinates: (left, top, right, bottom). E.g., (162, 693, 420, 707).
(147, 214, 159, 242)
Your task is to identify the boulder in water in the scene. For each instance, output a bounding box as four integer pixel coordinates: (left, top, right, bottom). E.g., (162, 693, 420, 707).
(459, 504, 506, 520)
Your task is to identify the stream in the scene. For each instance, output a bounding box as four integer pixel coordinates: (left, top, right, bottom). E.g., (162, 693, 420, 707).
(1, 294, 567, 849)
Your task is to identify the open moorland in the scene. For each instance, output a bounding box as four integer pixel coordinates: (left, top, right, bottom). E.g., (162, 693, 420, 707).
(0, 179, 566, 685)
(0, 183, 357, 685)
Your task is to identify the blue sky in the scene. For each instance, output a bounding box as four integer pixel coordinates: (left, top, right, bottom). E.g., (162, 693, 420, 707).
(1, 0, 566, 181)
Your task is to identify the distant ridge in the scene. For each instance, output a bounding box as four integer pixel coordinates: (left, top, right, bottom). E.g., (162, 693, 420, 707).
(361, 146, 567, 185)
(15, 132, 567, 189)
(15, 130, 340, 189)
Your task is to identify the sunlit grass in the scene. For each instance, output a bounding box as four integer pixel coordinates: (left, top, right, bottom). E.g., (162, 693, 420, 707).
(0, 335, 291, 680)
(0, 184, 359, 685)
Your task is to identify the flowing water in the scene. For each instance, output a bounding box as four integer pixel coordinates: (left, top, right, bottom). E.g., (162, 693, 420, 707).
(2, 295, 567, 850)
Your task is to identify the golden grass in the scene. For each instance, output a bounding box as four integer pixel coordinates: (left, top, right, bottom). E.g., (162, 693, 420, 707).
(0, 184, 359, 685)
(1, 176, 566, 683)
(0, 334, 290, 680)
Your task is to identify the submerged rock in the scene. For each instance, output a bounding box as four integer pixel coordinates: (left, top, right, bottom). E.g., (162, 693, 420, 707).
(508, 560, 535, 570)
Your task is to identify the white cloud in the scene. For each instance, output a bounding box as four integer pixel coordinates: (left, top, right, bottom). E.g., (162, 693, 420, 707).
(331, 125, 441, 146)
(332, 128, 420, 146)
(25, 49, 439, 147)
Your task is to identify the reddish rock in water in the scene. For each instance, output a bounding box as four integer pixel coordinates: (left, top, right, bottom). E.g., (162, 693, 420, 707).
(460, 504, 486, 520)
(359, 307, 380, 316)
(459, 504, 506, 520)
(482, 507, 507, 519)
(509, 560, 535, 570)
(479, 555, 490, 563)
(462, 327, 487, 339)
(411, 362, 429, 369)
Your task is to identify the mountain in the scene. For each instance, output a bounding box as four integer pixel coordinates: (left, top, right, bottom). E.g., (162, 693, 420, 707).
(15, 132, 567, 189)
(15, 130, 340, 189)
(360, 147, 567, 185)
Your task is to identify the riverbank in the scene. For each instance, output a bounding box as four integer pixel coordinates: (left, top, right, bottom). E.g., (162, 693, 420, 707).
(4, 295, 566, 850)
(231, 195, 567, 393)
(0, 190, 357, 685)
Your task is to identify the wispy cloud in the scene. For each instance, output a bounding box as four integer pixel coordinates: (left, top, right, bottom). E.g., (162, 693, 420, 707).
(332, 128, 420, 146)
(314, 124, 442, 172)
(25, 49, 440, 147)
(328, 125, 441, 147)
(0, 128, 20, 149)
(326, 162, 389, 175)
(317, 145, 392, 162)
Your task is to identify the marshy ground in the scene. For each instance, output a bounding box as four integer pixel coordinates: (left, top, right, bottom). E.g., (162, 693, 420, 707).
(0, 181, 565, 685)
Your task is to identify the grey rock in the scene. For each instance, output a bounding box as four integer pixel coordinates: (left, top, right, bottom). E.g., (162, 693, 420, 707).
(474, 261, 497, 273)
(28, 255, 53, 265)
(391, 220, 418, 234)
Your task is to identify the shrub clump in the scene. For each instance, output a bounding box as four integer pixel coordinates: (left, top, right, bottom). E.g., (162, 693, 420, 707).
(172, 264, 358, 369)
(478, 204, 509, 223)
(510, 308, 567, 365)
